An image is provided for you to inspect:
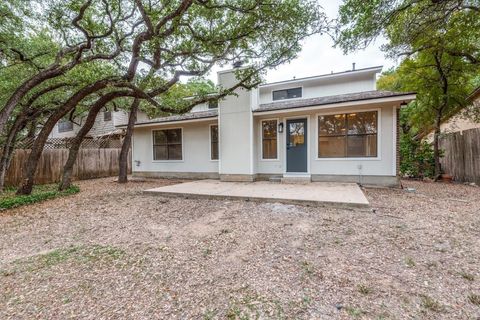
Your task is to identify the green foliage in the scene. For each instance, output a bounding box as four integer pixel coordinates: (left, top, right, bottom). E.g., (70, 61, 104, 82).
(0, 184, 79, 210)
(400, 133, 436, 178)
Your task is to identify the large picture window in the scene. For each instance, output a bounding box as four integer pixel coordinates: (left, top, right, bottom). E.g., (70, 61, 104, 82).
(262, 120, 278, 159)
(210, 125, 219, 160)
(318, 111, 377, 158)
(153, 129, 182, 160)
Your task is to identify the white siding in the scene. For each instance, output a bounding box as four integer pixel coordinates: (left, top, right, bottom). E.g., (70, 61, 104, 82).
(253, 102, 397, 177)
(132, 120, 218, 174)
(218, 70, 254, 175)
(258, 71, 377, 105)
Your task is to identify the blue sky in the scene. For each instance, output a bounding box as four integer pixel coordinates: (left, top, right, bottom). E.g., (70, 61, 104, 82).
(208, 0, 396, 83)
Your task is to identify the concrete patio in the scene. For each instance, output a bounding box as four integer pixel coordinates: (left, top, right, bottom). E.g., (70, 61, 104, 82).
(144, 180, 369, 208)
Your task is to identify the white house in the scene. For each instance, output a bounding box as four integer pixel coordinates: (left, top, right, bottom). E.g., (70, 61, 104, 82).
(49, 110, 133, 139)
(122, 66, 416, 187)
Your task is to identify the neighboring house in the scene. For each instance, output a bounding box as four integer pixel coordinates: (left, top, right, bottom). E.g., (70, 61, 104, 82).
(119, 66, 416, 187)
(50, 110, 139, 139)
(425, 86, 480, 141)
(438, 86, 480, 134)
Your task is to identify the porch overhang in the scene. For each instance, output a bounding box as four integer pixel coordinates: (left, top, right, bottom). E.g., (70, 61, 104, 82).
(253, 91, 416, 116)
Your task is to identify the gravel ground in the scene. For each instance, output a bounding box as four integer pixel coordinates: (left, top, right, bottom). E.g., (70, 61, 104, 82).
(0, 178, 479, 319)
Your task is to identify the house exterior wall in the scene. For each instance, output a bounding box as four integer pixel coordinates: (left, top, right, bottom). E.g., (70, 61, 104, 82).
(131, 120, 219, 178)
(253, 102, 399, 181)
(258, 71, 377, 105)
(218, 70, 254, 181)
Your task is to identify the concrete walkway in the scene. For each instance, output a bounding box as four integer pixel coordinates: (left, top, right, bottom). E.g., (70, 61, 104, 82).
(145, 180, 369, 208)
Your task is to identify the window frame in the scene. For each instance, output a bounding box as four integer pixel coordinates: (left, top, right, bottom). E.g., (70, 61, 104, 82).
(209, 124, 219, 161)
(272, 87, 303, 101)
(58, 119, 74, 133)
(151, 127, 184, 162)
(315, 108, 381, 161)
(260, 118, 279, 161)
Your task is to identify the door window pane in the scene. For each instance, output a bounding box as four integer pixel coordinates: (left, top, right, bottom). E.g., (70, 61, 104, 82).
(289, 122, 304, 146)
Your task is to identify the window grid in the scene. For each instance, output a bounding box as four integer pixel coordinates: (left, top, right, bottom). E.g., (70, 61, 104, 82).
(152, 129, 182, 161)
(262, 120, 278, 159)
(318, 111, 377, 158)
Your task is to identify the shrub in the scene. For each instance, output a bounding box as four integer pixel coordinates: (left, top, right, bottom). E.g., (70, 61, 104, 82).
(400, 133, 436, 179)
(0, 185, 79, 210)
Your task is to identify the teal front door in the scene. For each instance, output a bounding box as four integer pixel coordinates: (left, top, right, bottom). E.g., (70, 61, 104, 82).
(286, 119, 307, 173)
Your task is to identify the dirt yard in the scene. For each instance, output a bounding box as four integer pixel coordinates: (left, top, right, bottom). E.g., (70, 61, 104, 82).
(0, 178, 479, 319)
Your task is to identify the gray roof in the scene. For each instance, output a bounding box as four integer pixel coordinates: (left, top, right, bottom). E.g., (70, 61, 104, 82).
(254, 90, 415, 113)
(121, 109, 217, 128)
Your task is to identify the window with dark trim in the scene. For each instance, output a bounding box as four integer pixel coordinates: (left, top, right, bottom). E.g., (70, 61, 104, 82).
(103, 111, 112, 121)
(318, 111, 377, 158)
(272, 87, 302, 101)
(208, 100, 218, 109)
(210, 125, 219, 160)
(153, 129, 182, 160)
(262, 120, 278, 159)
(58, 119, 73, 133)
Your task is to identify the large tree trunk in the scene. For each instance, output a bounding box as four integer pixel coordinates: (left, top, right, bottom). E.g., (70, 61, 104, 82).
(118, 99, 139, 183)
(59, 92, 127, 190)
(433, 112, 442, 180)
(16, 80, 114, 195)
(0, 115, 28, 191)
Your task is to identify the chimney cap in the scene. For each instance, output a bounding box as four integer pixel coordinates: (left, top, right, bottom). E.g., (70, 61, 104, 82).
(352, 62, 356, 71)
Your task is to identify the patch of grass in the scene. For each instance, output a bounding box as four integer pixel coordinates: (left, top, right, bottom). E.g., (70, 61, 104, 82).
(301, 260, 314, 276)
(345, 306, 365, 318)
(468, 294, 480, 306)
(13, 245, 126, 272)
(357, 284, 373, 295)
(405, 257, 416, 268)
(420, 295, 443, 312)
(0, 184, 79, 210)
(459, 271, 475, 282)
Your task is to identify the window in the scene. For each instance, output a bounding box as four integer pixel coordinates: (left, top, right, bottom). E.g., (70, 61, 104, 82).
(262, 120, 278, 159)
(210, 125, 219, 160)
(152, 129, 182, 160)
(103, 111, 112, 121)
(318, 111, 377, 158)
(58, 119, 73, 133)
(208, 100, 218, 109)
(272, 87, 302, 101)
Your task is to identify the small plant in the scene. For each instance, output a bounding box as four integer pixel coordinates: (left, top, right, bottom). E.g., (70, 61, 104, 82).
(301, 260, 314, 276)
(420, 295, 443, 312)
(202, 248, 212, 258)
(405, 257, 416, 268)
(459, 271, 474, 282)
(357, 284, 373, 295)
(345, 306, 365, 318)
(468, 294, 480, 306)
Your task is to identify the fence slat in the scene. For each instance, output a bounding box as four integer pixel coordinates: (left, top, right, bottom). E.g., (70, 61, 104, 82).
(439, 127, 480, 185)
(5, 148, 131, 187)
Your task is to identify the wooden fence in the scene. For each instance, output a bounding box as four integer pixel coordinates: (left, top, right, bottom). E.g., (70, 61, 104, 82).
(5, 148, 131, 187)
(439, 127, 480, 185)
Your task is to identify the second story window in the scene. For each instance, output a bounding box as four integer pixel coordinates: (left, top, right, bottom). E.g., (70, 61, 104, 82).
(58, 119, 73, 133)
(272, 87, 302, 101)
(208, 100, 218, 109)
(103, 111, 112, 121)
